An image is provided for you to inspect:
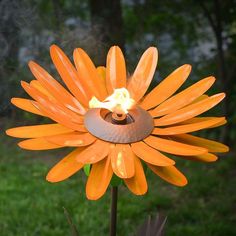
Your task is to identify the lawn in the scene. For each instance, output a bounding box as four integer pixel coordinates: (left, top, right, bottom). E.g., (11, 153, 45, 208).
(0, 133, 235, 236)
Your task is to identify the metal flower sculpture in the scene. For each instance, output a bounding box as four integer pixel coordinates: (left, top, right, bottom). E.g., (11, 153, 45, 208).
(6, 45, 229, 201)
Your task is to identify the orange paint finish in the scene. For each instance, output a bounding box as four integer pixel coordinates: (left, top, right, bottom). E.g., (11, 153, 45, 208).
(6, 45, 228, 200)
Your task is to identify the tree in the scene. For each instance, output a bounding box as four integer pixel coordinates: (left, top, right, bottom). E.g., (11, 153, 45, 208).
(198, 0, 236, 143)
(89, 0, 125, 65)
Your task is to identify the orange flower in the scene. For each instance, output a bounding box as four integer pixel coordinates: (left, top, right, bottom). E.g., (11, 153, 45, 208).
(6, 45, 229, 200)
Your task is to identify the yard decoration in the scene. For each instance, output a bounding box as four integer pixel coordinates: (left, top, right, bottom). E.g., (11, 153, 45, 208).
(6, 45, 229, 235)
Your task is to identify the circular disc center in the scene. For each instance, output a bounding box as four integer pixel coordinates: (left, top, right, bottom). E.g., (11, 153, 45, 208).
(84, 106, 154, 144)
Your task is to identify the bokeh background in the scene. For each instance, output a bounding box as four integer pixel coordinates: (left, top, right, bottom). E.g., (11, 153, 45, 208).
(0, 0, 236, 235)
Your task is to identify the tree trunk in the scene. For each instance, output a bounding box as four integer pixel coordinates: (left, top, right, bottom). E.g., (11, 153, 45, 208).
(199, 0, 230, 143)
(89, 0, 125, 65)
(213, 0, 230, 143)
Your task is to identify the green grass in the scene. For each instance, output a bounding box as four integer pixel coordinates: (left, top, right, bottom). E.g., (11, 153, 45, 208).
(0, 134, 235, 236)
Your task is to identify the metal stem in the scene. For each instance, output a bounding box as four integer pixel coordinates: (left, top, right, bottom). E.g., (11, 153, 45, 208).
(109, 186, 118, 236)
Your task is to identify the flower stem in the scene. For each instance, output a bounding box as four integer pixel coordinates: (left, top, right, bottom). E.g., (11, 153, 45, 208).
(110, 186, 118, 236)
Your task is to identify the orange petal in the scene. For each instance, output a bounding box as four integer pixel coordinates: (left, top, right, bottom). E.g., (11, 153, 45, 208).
(209, 119, 227, 128)
(97, 66, 106, 78)
(6, 123, 73, 138)
(29, 61, 86, 115)
(141, 64, 191, 110)
(73, 48, 107, 100)
(106, 46, 126, 94)
(50, 45, 92, 106)
(46, 148, 85, 182)
(30, 80, 55, 99)
(32, 101, 86, 132)
(150, 76, 215, 117)
(189, 94, 209, 104)
(176, 153, 218, 162)
(21, 81, 84, 125)
(179, 117, 225, 125)
(86, 156, 113, 200)
(127, 47, 158, 102)
(124, 155, 147, 195)
(153, 117, 226, 135)
(148, 164, 188, 186)
(110, 144, 135, 178)
(154, 93, 225, 125)
(171, 134, 229, 153)
(144, 135, 207, 156)
(131, 141, 175, 166)
(11, 98, 44, 116)
(97, 66, 108, 97)
(76, 139, 110, 164)
(18, 138, 63, 150)
(22, 82, 85, 131)
(46, 132, 96, 147)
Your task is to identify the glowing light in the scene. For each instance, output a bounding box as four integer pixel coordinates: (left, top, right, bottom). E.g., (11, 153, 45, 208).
(89, 88, 135, 114)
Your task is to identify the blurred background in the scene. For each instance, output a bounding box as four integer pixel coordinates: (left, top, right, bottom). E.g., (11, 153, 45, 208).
(0, 0, 235, 235)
